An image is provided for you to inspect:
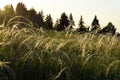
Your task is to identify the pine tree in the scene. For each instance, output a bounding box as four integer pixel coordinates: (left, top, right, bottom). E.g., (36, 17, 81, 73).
(27, 8, 38, 27)
(69, 13, 75, 29)
(16, 2, 28, 17)
(54, 18, 60, 30)
(102, 22, 116, 35)
(57, 12, 69, 31)
(44, 14, 53, 30)
(78, 16, 84, 28)
(91, 15, 100, 31)
(78, 16, 88, 33)
(36, 10, 44, 28)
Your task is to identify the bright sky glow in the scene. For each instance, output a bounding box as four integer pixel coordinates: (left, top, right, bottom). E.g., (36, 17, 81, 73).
(0, 0, 120, 31)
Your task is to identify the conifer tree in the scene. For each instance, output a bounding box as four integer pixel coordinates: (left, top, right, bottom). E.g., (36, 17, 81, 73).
(91, 15, 100, 31)
(102, 22, 116, 35)
(27, 8, 38, 27)
(69, 13, 75, 29)
(54, 18, 60, 30)
(57, 12, 69, 31)
(78, 16, 88, 33)
(16, 2, 28, 17)
(45, 14, 53, 30)
(36, 10, 44, 28)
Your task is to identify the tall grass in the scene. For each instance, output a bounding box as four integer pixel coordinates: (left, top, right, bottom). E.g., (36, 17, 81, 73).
(0, 16, 120, 80)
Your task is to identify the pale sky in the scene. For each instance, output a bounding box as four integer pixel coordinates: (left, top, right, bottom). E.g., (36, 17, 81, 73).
(0, 0, 120, 31)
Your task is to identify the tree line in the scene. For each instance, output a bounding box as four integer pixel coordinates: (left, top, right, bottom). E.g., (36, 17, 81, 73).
(0, 2, 117, 35)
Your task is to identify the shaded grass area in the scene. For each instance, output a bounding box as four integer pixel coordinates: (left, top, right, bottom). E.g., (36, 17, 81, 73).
(0, 28, 120, 80)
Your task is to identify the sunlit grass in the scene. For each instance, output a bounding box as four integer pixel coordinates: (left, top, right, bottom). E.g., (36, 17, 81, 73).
(0, 16, 120, 80)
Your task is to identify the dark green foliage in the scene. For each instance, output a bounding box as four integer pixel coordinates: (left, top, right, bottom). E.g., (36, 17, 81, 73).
(44, 14, 53, 30)
(27, 8, 38, 28)
(36, 11, 44, 28)
(69, 13, 75, 30)
(102, 22, 116, 35)
(57, 12, 70, 31)
(78, 16, 89, 33)
(54, 18, 60, 30)
(16, 2, 28, 17)
(26, 9, 45, 29)
(0, 2, 118, 35)
(91, 15, 100, 31)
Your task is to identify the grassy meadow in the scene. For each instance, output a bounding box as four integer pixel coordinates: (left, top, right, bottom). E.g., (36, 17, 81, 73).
(0, 17, 120, 80)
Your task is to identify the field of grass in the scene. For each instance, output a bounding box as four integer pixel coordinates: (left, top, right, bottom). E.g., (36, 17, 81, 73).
(0, 16, 120, 80)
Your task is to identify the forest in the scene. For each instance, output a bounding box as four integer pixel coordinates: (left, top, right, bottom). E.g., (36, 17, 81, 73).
(0, 2, 117, 35)
(0, 2, 120, 80)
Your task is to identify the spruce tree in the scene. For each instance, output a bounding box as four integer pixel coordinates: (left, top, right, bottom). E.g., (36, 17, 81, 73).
(27, 8, 38, 27)
(57, 12, 69, 31)
(69, 13, 75, 29)
(102, 22, 116, 35)
(78, 16, 88, 33)
(91, 15, 100, 31)
(54, 18, 60, 30)
(36, 10, 44, 28)
(45, 14, 53, 30)
(16, 2, 28, 17)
